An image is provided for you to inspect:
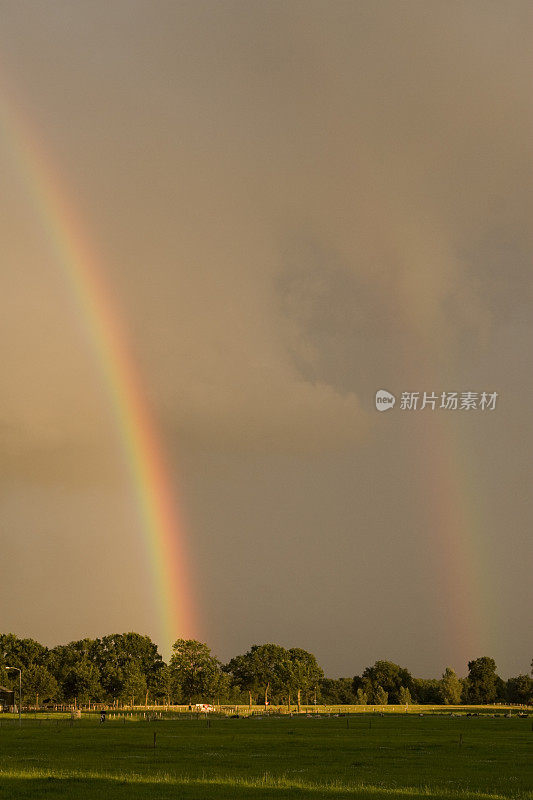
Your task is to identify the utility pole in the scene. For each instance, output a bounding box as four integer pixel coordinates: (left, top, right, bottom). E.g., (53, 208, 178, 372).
(6, 667, 22, 726)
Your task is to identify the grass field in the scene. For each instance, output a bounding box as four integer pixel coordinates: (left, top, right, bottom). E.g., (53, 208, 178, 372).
(0, 712, 531, 799)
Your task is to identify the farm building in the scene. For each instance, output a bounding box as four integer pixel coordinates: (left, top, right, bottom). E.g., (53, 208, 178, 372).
(0, 686, 15, 711)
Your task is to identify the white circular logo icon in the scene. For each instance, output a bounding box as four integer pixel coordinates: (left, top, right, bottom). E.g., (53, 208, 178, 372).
(375, 389, 396, 411)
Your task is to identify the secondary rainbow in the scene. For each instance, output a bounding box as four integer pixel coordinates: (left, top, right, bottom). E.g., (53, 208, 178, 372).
(0, 76, 197, 651)
(388, 269, 491, 663)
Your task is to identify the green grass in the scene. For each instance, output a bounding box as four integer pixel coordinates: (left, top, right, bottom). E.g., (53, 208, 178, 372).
(0, 713, 531, 799)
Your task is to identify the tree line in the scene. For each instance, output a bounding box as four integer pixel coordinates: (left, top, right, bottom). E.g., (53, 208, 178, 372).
(1, 633, 532, 708)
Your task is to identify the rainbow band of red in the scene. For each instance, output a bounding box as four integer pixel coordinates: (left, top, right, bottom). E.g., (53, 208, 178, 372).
(0, 76, 197, 650)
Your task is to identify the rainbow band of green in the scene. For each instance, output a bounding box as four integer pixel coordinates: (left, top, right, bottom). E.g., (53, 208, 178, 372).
(0, 75, 197, 650)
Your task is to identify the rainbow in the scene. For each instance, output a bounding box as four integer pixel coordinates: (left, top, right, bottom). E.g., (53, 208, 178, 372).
(418, 385, 487, 662)
(390, 282, 490, 665)
(0, 76, 197, 653)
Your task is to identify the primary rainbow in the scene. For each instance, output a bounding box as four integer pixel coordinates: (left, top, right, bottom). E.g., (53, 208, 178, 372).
(0, 76, 197, 652)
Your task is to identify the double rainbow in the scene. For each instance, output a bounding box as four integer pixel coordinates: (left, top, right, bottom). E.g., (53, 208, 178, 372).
(2, 72, 494, 668)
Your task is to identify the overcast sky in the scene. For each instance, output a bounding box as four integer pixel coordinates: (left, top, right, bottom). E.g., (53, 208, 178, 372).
(1, 1, 531, 678)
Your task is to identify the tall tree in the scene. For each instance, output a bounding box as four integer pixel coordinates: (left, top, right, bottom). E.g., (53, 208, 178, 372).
(85, 633, 164, 704)
(151, 664, 181, 705)
(466, 657, 498, 704)
(224, 653, 260, 707)
(440, 667, 463, 705)
(283, 648, 324, 710)
(120, 663, 148, 708)
(0, 634, 48, 670)
(413, 678, 442, 704)
(374, 685, 388, 705)
(355, 687, 368, 705)
(226, 644, 289, 706)
(398, 686, 412, 705)
(169, 639, 222, 704)
(320, 678, 356, 704)
(62, 658, 102, 704)
(506, 675, 533, 705)
(48, 639, 101, 703)
(360, 661, 415, 704)
(22, 665, 58, 707)
(0, 634, 50, 699)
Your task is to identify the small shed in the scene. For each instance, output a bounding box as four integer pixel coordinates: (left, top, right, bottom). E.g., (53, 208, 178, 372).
(0, 686, 15, 711)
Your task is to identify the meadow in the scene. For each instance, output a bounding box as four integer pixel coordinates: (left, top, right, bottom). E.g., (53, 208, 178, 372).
(0, 711, 531, 799)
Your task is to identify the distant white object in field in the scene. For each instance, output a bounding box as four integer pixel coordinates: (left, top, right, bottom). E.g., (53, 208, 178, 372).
(194, 703, 214, 712)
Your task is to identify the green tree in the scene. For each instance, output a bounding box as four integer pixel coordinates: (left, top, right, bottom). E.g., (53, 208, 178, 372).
(494, 675, 507, 703)
(170, 639, 222, 704)
(48, 639, 100, 703)
(120, 663, 147, 708)
(0, 634, 51, 701)
(0, 634, 48, 672)
(398, 686, 412, 705)
(360, 661, 415, 704)
(94, 633, 163, 705)
(321, 678, 356, 704)
(22, 664, 58, 707)
(374, 685, 388, 705)
(283, 648, 324, 711)
(440, 667, 463, 705)
(413, 678, 442, 704)
(62, 658, 102, 704)
(355, 687, 368, 705)
(151, 664, 181, 705)
(224, 653, 261, 707)
(467, 657, 498, 704)
(506, 675, 533, 705)
(225, 644, 289, 707)
(213, 671, 237, 704)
